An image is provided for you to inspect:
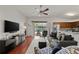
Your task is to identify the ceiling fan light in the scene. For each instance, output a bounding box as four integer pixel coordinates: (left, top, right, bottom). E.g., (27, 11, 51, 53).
(35, 8, 39, 12)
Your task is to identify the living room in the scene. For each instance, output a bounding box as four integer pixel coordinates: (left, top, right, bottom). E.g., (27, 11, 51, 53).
(0, 5, 79, 54)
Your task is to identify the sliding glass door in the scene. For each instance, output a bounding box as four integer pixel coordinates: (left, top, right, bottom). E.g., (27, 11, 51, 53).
(32, 21, 47, 37)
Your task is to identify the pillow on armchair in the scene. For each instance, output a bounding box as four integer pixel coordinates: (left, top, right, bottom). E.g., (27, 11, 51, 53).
(51, 42, 62, 54)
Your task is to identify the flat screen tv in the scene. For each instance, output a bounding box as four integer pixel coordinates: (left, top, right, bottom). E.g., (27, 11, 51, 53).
(4, 20, 19, 32)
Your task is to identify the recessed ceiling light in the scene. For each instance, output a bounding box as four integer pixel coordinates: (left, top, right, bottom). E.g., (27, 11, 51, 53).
(65, 13, 76, 16)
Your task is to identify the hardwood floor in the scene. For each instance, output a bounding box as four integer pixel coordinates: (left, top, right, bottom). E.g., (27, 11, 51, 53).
(8, 36, 32, 54)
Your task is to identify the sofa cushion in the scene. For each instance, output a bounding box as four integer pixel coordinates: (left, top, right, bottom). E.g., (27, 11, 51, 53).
(64, 35, 74, 41)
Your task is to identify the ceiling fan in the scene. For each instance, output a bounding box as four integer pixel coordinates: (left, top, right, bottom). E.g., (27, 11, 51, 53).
(39, 5, 49, 15)
(37, 5, 49, 15)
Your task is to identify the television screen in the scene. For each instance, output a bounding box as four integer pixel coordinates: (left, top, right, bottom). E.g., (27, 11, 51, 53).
(4, 20, 19, 32)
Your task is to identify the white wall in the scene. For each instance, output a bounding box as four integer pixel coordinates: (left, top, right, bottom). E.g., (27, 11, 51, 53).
(0, 6, 26, 38)
(0, 18, 4, 34)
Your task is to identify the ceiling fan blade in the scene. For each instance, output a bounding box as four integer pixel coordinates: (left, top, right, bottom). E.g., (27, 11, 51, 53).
(40, 8, 49, 13)
(44, 8, 49, 12)
(43, 13, 48, 15)
(42, 8, 49, 12)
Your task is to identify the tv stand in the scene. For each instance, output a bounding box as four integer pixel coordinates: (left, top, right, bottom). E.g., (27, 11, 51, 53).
(0, 33, 25, 54)
(0, 39, 16, 53)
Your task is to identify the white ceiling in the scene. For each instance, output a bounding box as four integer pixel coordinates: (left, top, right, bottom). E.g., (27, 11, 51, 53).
(15, 5, 79, 19)
(1, 5, 79, 20)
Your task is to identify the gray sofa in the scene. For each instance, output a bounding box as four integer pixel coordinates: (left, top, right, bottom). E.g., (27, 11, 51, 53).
(50, 32, 78, 47)
(59, 35, 78, 47)
(59, 40, 77, 47)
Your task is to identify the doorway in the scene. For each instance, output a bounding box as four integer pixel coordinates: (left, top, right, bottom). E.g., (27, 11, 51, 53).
(32, 21, 47, 37)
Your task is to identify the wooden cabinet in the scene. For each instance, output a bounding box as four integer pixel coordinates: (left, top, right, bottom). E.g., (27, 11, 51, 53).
(54, 21, 79, 29)
(75, 21, 79, 27)
(54, 22, 73, 28)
